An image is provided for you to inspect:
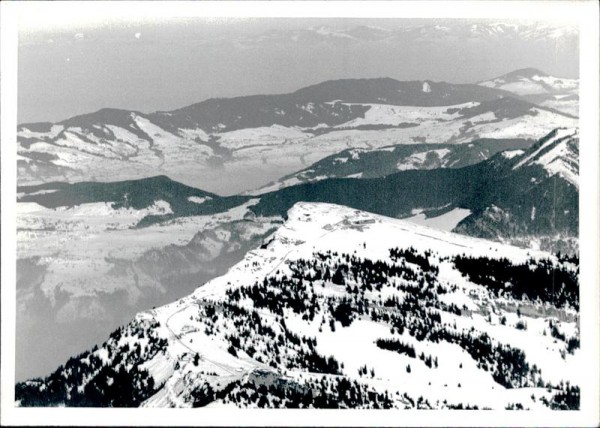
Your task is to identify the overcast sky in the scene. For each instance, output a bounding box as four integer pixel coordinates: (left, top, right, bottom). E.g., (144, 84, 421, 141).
(18, 17, 579, 124)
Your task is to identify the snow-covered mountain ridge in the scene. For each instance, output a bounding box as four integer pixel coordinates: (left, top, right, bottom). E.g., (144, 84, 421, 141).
(16, 203, 580, 409)
(513, 128, 578, 189)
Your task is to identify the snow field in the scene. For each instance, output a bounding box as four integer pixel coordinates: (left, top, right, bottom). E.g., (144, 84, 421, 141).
(404, 208, 472, 231)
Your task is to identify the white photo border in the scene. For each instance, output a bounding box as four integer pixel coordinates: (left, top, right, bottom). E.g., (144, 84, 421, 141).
(2, 1, 598, 426)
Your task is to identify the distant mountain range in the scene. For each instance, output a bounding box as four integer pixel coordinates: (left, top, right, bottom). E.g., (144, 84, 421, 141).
(236, 22, 578, 45)
(17, 70, 577, 195)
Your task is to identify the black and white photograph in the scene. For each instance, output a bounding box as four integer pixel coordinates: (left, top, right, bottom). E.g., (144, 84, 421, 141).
(1, 1, 599, 426)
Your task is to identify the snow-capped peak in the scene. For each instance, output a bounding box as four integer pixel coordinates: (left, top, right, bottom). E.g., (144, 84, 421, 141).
(513, 128, 579, 188)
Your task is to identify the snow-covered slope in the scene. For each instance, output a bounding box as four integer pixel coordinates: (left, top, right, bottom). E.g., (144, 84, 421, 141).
(16, 203, 580, 410)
